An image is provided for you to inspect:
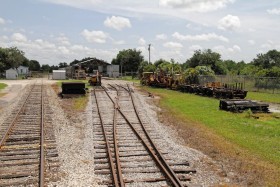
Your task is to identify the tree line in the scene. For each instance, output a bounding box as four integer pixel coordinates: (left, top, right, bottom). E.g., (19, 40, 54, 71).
(112, 48, 280, 78)
(1, 46, 280, 78)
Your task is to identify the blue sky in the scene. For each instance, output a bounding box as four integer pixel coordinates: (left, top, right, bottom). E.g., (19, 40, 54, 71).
(0, 0, 280, 65)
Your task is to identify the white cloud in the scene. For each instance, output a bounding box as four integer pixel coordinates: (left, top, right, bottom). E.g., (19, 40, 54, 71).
(156, 34, 167, 40)
(189, 45, 202, 51)
(104, 16, 131, 31)
(113, 40, 125, 45)
(231, 45, 241, 52)
(248, 40, 255, 45)
(58, 46, 70, 54)
(261, 43, 271, 49)
(213, 44, 241, 57)
(218, 14, 241, 31)
(267, 8, 280, 15)
(172, 32, 229, 42)
(159, 0, 235, 12)
(0, 17, 5, 24)
(138, 37, 146, 45)
(81, 29, 108, 43)
(163, 42, 183, 49)
(56, 35, 71, 45)
(11, 33, 28, 42)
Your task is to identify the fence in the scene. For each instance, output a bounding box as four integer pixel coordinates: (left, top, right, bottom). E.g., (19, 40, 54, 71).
(198, 75, 280, 94)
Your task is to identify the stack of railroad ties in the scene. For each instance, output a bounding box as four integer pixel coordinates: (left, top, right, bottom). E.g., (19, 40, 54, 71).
(141, 72, 269, 113)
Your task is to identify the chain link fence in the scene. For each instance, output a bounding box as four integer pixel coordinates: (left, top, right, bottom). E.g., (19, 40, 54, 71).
(198, 75, 280, 94)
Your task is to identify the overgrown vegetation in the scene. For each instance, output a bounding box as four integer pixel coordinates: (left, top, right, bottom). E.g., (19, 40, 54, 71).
(142, 86, 280, 185)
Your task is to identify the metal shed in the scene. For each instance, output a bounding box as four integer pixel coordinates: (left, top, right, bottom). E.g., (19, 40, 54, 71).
(17, 65, 29, 75)
(52, 70, 66, 80)
(107, 65, 119, 78)
(5, 68, 18, 79)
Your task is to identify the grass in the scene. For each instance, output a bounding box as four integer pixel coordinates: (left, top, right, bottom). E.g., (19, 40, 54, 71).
(0, 83, 8, 90)
(247, 91, 280, 104)
(73, 95, 88, 111)
(119, 76, 140, 83)
(142, 86, 280, 185)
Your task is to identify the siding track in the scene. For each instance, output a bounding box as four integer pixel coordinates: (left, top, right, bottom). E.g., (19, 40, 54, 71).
(0, 82, 59, 186)
(92, 84, 196, 186)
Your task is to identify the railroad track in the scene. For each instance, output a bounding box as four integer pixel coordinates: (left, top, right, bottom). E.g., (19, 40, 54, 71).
(0, 83, 59, 186)
(91, 84, 196, 186)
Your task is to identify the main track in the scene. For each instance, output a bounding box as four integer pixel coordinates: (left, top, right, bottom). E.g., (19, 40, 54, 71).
(0, 82, 59, 186)
(92, 83, 196, 187)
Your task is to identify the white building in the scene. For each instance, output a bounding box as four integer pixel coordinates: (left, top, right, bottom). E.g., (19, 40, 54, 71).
(107, 65, 120, 78)
(5, 68, 18, 79)
(52, 70, 66, 80)
(17, 65, 29, 75)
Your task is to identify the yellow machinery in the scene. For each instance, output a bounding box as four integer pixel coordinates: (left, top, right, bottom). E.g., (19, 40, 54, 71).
(88, 70, 101, 86)
(140, 72, 155, 86)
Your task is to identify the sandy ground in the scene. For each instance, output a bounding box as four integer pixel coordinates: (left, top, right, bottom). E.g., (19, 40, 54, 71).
(0, 79, 57, 108)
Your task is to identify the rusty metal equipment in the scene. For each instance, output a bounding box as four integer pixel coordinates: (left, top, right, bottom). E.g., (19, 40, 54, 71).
(178, 82, 247, 99)
(219, 99, 269, 112)
(140, 72, 156, 86)
(88, 70, 101, 86)
(61, 82, 86, 95)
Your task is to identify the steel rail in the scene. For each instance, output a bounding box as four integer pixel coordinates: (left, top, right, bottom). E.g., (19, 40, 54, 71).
(105, 85, 181, 187)
(112, 86, 125, 187)
(93, 89, 119, 187)
(39, 81, 45, 187)
(0, 83, 37, 149)
(126, 84, 183, 187)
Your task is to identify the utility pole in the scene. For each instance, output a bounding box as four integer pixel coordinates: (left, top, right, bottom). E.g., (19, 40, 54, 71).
(148, 44, 151, 64)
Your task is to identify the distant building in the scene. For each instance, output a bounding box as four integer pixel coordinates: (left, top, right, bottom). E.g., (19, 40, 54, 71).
(52, 70, 66, 80)
(107, 65, 120, 78)
(17, 66, 29, 75)
(5, 68, 18, 79)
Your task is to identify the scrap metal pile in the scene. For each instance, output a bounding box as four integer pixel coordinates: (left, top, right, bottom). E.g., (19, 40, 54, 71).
(140, 72, 247, 99)
(141, 72, 269, 113)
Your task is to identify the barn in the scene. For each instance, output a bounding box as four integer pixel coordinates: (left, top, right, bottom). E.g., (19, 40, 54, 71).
(5, 68, 18, 79)
(52, 70, 66, 80)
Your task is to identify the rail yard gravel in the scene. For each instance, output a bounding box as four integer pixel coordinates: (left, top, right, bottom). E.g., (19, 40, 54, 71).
(0, 80, 240, 186)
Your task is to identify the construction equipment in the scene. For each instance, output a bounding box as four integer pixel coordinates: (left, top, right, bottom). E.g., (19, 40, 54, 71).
(140, 72, 156, 86)
(88, 70, 101, 86)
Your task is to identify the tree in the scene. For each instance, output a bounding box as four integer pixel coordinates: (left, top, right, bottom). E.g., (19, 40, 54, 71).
(29, 60, 41, 71)
(252, 50, 280, 69)
(185, 49, 224, 74)
(112, 49, 144, 73)
(59, 62, 68, 68)
(41, 64, 51, 72)
(183, 66, 215, 84)
(154, 59, 169, 67)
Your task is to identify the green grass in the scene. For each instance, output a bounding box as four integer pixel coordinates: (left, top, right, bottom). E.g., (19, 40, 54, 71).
(119, 76, 140, 83)
(144, 87, 280, 166)
(247, 91, 280, 104)
(0, 83, 7, 90)
(73, 95, 88, 111)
